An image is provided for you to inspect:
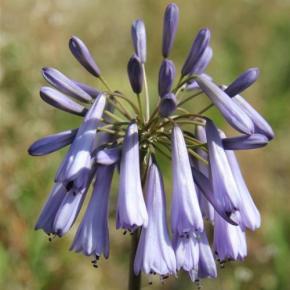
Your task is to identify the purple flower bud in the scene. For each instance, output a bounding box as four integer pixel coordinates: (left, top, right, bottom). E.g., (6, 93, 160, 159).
(171, 126, 204, 235)
(196, 75, 255, 134)
(131, 20, 146, 63)
(174, 233, 199, 272)
(189, 46, 213, 75)
(73, 80, 100, 98)
(94, 146, 121, 165)
(40, 87, 88, 116)
(222, 133, 269, 150)
(69, 36, 101, 77)
(189, 230, 217, 281)
(28, 129, 78, 156)
(224, 146, 261, 231)
(232, 94, 274, 139)
(56, 94, 106, 188)
(181, 28, 211, 76)
(42, 67, 92, 102)
(70, 165, 114, 257)
(195, 125, 214, 223)
(159, 92, 177, 117)
(213, 212, 247, 261)
(162, 3, 179, 58)
(134, 162, 176, 276)
(35, 183, 66, 234)
(225, 68, 260, 97)
(205, 119, 242, 222)
(158, 59, 176, 97)
(127, 55, 143, 94)
(116, 122, 148, 231)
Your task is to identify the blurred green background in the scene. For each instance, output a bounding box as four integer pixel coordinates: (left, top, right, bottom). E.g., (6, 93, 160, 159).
(1, 0, 290, 289)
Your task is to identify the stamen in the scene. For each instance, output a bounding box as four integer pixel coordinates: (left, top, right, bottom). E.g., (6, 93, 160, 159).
(195, 279, 202, 290)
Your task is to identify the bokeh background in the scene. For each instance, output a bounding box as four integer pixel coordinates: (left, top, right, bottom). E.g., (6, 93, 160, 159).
(1, 0, 290, 289)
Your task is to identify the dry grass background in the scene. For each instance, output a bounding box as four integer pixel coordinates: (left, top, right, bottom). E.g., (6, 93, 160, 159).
(1, 0, 290, 289)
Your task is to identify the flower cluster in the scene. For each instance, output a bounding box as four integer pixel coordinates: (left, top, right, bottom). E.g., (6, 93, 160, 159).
(29, 2, 274, 286)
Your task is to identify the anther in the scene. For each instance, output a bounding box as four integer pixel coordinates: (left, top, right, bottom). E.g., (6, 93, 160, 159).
(123, 230, 127, 235)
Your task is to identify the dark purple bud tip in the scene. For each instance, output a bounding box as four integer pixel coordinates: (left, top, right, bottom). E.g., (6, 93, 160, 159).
(158, 59, 176, 97)
(40, 86, 88, 116)
(127, 55, 143, 94)
(131, 20, 146, 63)
(69, 36, 101, 77)
(159, 93, 177, 117)
(225, 68, 260, 97)
(181, 28, 211, 76)
(162, 3, 179, 58)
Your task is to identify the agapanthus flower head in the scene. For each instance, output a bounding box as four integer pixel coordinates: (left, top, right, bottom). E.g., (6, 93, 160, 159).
(30, 2, 274, 286)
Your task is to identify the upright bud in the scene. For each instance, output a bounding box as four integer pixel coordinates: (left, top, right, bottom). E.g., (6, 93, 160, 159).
(181, 28, 210, 76)
(162, 3, 179, 58)
(69, 36, 101, 77)
(158, 59, 176, 97)
(225, 68, 260, 97)
(127, 55, 143, 94)
(131, 20, 147, 63)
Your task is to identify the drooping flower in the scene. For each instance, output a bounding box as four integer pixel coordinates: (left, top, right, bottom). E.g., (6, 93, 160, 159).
(174, 233, 199, 272)
(205, 118, 241, 223)
(40, 86, 88, 116)
(70, 165, 114, 258)
(162, 3, 179, 58)
(28, 128, 78, 156)
(189, 230, 217, 281)
(56, 94, 106, 189)
(194, 125, 214, 223)
(52, 186, 88, 237)
(127, 55, 143, 94)
(225, 68, 260, 97)
(42, 67, 92, 102)
(196, 75, 255, 134)
(181, 28, 211, 76)
(116, 122, 148, 231)
(158, 59, 176, 97)
(171, 125, 204, 235)
(134, 161, 176, 276)
(35, 182, 67, 234)
(219, 130, 261, 231)
(69, 36, 101, 77)
(213, 212, 247, 262)
(131, 20, 147, 63)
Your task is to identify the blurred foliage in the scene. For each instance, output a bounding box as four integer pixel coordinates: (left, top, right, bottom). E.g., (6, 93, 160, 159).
(1, 0, 290, 289)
